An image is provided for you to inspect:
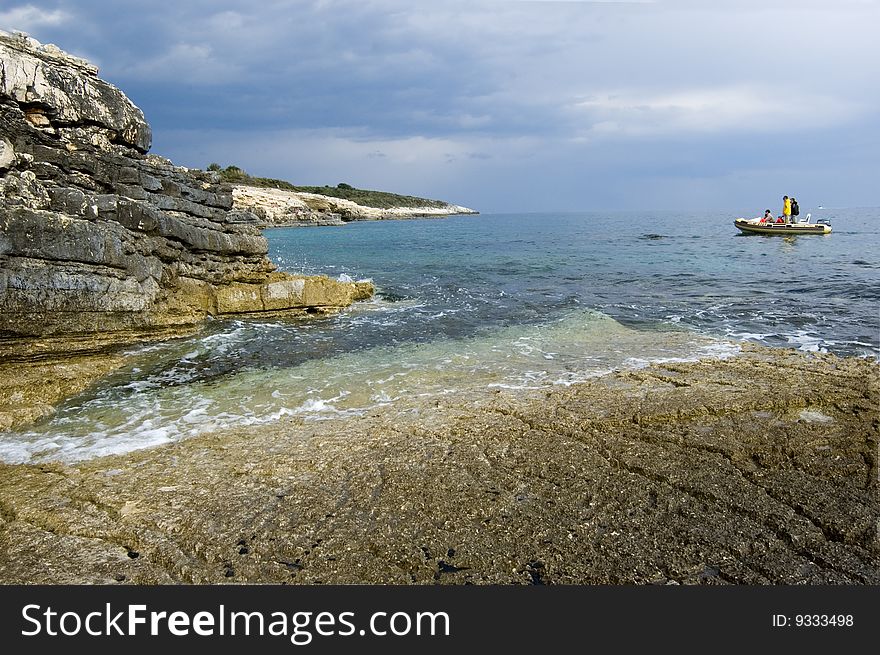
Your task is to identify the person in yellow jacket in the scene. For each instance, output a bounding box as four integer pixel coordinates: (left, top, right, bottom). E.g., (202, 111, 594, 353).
(782, 195, 792, 223)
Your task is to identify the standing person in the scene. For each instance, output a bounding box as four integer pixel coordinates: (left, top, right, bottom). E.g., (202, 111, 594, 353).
(782, 195, 791, 223)
(790, 197, 800, 223)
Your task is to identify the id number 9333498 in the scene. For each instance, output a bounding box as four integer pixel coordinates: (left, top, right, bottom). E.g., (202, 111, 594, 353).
(772, 614, 854, 628)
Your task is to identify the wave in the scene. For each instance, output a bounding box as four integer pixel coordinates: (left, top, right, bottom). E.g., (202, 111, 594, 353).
(0, 308, 737, 464)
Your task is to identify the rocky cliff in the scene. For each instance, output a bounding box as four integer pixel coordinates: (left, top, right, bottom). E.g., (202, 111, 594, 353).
(0, 32, 372, 428)
(232, 184, 478, 228)
(0, 31, 372, 345)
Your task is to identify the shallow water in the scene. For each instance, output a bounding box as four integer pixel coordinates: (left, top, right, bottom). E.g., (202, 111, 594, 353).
(2, 208, 877, 463)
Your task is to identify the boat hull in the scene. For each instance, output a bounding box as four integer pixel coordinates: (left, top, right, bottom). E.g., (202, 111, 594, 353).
(734, 219, 831, 235)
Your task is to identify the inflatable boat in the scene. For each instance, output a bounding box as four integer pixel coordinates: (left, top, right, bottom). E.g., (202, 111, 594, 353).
(734, 214, 831, 235)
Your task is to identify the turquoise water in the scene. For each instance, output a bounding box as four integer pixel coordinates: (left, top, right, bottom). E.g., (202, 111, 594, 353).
(269, 208, 879, 356)
(2, 209, 877, 463)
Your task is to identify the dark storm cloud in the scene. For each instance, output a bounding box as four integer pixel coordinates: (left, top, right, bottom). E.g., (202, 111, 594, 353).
(2, 0, 878, 211)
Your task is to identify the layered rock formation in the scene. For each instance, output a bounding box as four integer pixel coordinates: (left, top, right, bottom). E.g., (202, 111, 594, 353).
(231, 186, 345, 227)
(0, 32, 372, 428)
(232, 184, 478, 228)
(0, 32, 371, 344)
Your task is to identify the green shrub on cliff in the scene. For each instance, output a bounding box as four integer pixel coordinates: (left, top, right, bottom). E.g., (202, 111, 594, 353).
(207, 164, 447, 209)
(292, 185, 447, 209)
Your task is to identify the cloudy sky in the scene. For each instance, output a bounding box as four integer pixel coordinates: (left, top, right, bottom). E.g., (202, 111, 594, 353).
(3, 0, 878, 212)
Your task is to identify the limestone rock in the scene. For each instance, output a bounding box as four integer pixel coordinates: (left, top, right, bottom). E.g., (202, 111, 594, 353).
(0, 30, 151, 152)
(0, 137, 14, 170)
(0, 347, 876, 584)
(232, 185, 343, 227)
(0, 33, 374, 427)
(0, 32, 373, 346)
(232, 184, 478, 227)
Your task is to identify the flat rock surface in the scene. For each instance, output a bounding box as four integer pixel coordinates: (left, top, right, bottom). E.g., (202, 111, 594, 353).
(0, 345, 877, 584)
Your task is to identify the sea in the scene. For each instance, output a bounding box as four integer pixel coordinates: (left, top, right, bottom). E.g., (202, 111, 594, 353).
(2, 208, 878, 463)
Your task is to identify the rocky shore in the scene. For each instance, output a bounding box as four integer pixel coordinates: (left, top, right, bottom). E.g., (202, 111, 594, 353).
(0, 345, 876, 585)
(232, 185, 478, 228)
(1, 32, 877, 588)
(0, 32, 372, 429)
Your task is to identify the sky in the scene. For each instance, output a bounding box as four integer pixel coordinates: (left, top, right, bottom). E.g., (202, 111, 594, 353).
(2, 0, 879, 213)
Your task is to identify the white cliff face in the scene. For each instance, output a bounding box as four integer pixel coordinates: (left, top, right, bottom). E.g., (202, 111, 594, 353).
(0, 30, 151, 152)
(232, 184, 478, 227)
(232, 186, 344, 226)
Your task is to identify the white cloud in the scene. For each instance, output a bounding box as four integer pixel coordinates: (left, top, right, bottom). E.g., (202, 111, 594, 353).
(152, 125, 544, 207)
(509, 0, 655, 3)
(571, 86, 864, 139)
(12, 0, 877, 209)
(0, 4, 69, 31)
(121, 42, 243, 84)
(206, 10, 247, 33)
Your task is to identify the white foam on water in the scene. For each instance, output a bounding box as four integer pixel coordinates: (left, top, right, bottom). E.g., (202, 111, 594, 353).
(1, 309, 741, 464)
(785, 330, 828, 353)
(292, 397, 341, 414)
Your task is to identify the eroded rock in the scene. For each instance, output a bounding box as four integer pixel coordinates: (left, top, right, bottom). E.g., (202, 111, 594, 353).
(0, 346, 875, 584)
(232, 184, 478, 227)
(0, 32, 373, 428)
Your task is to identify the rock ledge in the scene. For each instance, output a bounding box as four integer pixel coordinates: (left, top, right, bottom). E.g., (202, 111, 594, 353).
(0, 32, 373, 427)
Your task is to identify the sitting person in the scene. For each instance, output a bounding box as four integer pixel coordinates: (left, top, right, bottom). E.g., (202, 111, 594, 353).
(760, 209, 773, 223)
(775, 215, 785, 223)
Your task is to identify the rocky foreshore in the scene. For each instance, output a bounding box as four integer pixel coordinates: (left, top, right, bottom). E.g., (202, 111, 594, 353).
(0, 32, 373, 429)
(232, 185, 478, 228)
(0, 345, 876, 585)
(1, 32, 877, 588)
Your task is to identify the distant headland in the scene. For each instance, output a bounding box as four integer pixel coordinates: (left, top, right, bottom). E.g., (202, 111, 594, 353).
(0, 30, 477, 430)
(216, 166, 478, 227)
(0, 31, 388, 428)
